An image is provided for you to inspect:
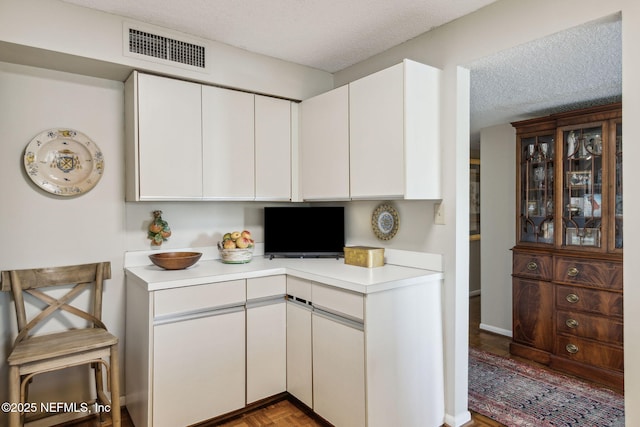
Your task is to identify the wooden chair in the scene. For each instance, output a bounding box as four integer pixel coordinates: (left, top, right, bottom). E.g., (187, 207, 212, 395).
(1, 262, 121, 427)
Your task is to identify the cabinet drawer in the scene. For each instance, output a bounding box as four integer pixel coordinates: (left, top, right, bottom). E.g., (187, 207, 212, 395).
(555, 335, 623, 371)
(287, 276, 312, 302)
(556, 310, 623, 345)
(553, 257, 622, 290)
(247, 275, 286, 300)
(312, 283, 364, 321)
(555, 285, 623, 318)
(154, 280, 246, 317)
(513, 252, 552, 280)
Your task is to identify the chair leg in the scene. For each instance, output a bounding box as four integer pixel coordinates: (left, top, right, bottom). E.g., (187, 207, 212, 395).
(109, 344, 121, 427)
(94, 362, 104, 399)
(8, 366, 21, 427)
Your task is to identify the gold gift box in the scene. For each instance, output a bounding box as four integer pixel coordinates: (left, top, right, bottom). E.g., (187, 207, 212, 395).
(344, 246, 385, 268)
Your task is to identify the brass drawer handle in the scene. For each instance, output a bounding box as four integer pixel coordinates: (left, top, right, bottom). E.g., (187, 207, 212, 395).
(567, 267, 579, 277)
(566, 344, 579, 354)
(527, 262, 538, 271)
(566, 293, 580, 304)
(565, 318, 579, 329)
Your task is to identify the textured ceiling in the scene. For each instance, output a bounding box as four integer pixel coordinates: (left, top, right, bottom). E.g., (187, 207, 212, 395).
(58, 1, 622, 151)
(469, 14, 621, 146)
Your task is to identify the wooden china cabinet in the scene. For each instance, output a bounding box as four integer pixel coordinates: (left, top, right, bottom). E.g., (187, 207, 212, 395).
(510, 103, 623, 390)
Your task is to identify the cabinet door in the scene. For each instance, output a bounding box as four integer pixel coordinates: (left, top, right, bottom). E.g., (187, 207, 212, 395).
(153, 308, 245, 427)
(300, 85, 350, 200)
(137, 73, 203, 199)
(255, 95, 292, 201)
(349, 63, 405, 199)
(517, 133, 556, 245)
(312, 311, 365, 427)
(512, 278, 554, 352)
(610, 120, 623, 252)
(560, 124, 606, 250)
(202, 86, 255, 200)
(286, 301, 312, 407)
(246, 300, 286, 403)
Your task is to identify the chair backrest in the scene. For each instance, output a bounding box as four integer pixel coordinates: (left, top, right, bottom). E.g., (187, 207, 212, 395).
(0, 262, 111, 345)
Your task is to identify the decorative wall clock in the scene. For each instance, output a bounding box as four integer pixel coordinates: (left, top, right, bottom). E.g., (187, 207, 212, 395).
(372, 203, 399, 240)
(24, 129, 104, 196)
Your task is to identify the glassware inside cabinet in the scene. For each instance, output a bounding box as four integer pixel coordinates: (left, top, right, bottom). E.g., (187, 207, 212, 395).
(562, 126, 603, 248)
(519, 134, 554, 244)
(614, 122, 623, 249)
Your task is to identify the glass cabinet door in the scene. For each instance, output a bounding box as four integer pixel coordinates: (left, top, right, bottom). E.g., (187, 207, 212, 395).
(614, 121, 623, 249)
(561, 125, 604, 249)
(519, 134, 555, 244)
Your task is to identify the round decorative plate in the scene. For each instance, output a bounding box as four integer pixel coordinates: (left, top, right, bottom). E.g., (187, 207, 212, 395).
(24, 129, 104, 196)
(372, 203, 399, 240)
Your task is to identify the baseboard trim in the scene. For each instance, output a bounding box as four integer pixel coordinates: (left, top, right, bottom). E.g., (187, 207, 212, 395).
(443, 409, 472, 427)
(479, 322, 512, 337)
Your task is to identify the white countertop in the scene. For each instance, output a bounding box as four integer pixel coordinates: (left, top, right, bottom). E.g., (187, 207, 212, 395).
(125, 250, 443, 294)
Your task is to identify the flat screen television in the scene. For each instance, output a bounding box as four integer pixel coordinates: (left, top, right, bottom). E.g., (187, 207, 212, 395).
(264, 206, 345, 258)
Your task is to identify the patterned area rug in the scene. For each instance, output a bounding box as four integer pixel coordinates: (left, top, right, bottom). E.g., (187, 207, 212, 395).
(468, 348, 625, 427)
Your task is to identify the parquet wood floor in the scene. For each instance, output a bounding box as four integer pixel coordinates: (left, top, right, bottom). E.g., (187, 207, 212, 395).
(55, 295, 508, 427)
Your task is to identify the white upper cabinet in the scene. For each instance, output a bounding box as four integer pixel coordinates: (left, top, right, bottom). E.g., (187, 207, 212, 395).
(202, 85, 255, 200)
(255, 95, 292, 201)
(126, 72, 203, 200)
(126, 71, 294, 201)
(300, 85, 350, 201)
(349, 59, 441, 200)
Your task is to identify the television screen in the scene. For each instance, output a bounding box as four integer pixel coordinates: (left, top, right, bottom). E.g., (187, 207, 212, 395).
(264, 206, 345, 258)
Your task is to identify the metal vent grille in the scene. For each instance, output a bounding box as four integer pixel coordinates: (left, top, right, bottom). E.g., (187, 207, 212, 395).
(128, 28, 205, 68)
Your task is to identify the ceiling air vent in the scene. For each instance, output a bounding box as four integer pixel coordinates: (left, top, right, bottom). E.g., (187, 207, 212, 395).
(126, 27, 206, 70)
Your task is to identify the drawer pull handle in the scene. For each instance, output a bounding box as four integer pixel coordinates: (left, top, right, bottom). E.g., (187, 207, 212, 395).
(566, 293, 580, 304)
(527, 262, 538, 271)
(566, 344, 579, 354)
(567, 267, 579, 277)
(565, 318, 579, 329)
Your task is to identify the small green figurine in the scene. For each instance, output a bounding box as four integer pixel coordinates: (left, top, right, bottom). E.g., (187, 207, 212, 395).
(148, 210, 171, 246)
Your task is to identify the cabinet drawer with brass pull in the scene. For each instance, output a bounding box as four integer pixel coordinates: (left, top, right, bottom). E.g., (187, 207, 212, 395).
(555, 285, 623, 318)
(556, 310, 623, 345)
(512, 252, 552, 280)
(553, 257, 622, 290)
(555, 336, 623, 371)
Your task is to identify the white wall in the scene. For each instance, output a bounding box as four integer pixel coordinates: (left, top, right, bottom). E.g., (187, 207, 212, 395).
(0, 62, 126, 419)
(335, 0, 640, 425)
(479, 124, 515, 336)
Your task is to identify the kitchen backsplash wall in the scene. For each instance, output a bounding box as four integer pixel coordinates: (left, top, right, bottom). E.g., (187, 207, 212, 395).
(125, 199, 439, 253)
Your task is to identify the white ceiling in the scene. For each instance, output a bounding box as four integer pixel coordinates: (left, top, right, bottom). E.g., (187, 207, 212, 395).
(59, 0, 622, 150)
(60, 0, 498, 73)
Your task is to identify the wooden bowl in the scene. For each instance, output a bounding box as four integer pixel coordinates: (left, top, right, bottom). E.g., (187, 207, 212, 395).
(149, 252, 202, 270)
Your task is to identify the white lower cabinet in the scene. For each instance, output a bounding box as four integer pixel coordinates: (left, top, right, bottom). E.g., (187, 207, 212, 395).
(246, 276, 287, 403)
(285, 276, 313, 407)
(125, 278, 247, 427)
(153, 308, 246, 427)
(126, 270, 444, 427)
(286, 300, 313, 407)
(312, 311, 366, 427)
